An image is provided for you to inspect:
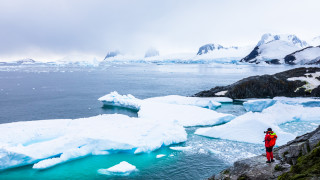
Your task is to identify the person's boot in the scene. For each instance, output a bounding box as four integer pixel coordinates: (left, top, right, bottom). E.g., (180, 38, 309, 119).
(266, 160, 271, 163)
(271, 159, 275, 162)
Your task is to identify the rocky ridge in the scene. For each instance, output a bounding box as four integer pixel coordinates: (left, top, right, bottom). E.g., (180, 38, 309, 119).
(195, 67, 320, 99)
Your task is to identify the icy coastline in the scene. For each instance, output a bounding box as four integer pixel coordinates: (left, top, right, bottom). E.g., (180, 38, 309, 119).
(1, 91, 320, 172)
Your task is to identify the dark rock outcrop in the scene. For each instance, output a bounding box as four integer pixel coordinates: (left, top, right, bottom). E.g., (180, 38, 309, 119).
(240, 46, 260, 63)
(104, 51, 120, 60)
(212, 126, 320, 180)
(195, 67, 320, 99)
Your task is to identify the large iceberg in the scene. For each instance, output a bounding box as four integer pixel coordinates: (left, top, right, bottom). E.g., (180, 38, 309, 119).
(195, 102, 320, 145)
(0, 114, 187, 170)
(99, 92, 235, 127)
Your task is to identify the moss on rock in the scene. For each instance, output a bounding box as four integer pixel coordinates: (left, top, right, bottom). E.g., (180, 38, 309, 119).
(278, 142, 320, 180)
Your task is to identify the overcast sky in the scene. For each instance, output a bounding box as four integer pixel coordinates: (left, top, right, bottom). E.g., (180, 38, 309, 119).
(0, 0, 320, 61)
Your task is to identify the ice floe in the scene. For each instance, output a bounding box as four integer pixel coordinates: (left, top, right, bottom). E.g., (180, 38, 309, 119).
(98, 161, 138, 176)
(243, 97, 320, 112)
(99, 92, 235, 127)
(195, 102, 320, 145)
(169, 146, 192, 151)
(145, 95, 222, 109)
(243, 99, 276, 112)
(0, 114, 187, 170)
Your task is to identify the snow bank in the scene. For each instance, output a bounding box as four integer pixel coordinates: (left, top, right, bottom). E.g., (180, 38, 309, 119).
(0, 114, 187, 170)
(195, 102, 320, 145)
(99, 92, 235, 127)
(98, 161, 138, 176)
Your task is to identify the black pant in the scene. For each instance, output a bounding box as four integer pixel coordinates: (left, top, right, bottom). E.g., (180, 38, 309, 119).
(266, 146, 273, 152)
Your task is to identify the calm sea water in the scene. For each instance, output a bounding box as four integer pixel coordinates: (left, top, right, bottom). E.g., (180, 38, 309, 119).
(0, 64, 302, 179)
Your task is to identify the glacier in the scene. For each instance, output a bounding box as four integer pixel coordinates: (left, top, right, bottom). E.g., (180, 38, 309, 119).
(0, 114, 187, 170)
(99, 92, 235, 127)
(195, 102, 320, 145)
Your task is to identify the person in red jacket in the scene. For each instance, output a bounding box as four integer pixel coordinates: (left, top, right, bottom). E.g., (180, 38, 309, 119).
(264, 127, 277, 163)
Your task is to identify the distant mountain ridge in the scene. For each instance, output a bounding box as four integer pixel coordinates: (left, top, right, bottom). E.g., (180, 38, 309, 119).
(256, 33, 308, 48)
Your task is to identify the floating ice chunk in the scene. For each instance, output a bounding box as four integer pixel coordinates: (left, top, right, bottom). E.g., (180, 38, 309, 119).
(98, 91, 141, 110)
(198, 148, 207, 154)
(138, 101, 234, 127)
(170, 146, 192, 151)
(243, 99, 276, 112)
(145, 95, 222, 109)
(208, 148, 222, 154)
(98, 161, 138, 176)
(196, 102, 320, 145)
(156, 154, 166, 158)
(0, 114, 187, 170)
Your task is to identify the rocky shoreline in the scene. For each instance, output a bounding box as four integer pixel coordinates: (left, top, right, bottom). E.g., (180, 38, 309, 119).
(195, 67, 320, 99)
(211, 126, 320, 180)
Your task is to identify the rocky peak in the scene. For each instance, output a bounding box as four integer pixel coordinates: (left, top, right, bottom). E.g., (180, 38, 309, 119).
(104, 50, 120, 60)
(197, 44, 235, 55)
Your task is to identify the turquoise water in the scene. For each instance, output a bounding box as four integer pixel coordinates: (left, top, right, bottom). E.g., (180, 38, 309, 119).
(1, 64, 315, 179)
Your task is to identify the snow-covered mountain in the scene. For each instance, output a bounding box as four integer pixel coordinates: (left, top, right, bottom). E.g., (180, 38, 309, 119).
(144, 48, 159, 58)
(197, 44, 238, 55)
(241, 34, 309, 64)
(309, 36, 320, 46)
(284, 46, 320, 65)
(256, 33, 308, 48)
